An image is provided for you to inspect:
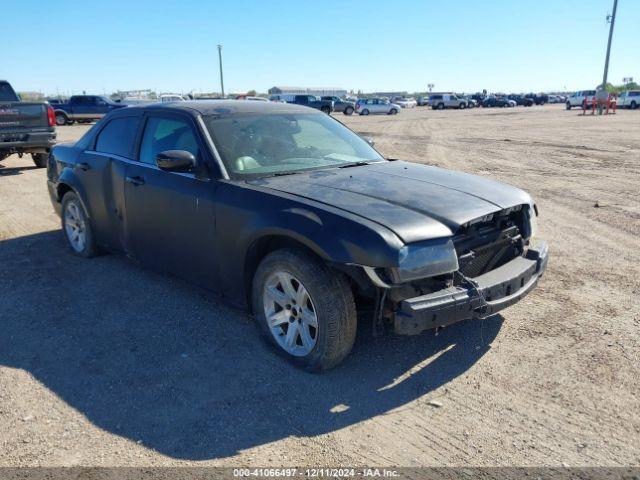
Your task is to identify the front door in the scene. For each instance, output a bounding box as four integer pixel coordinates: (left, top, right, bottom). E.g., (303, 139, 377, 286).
(123, 113, 219, 289)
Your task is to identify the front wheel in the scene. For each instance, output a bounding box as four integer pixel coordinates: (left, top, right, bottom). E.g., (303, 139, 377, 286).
(389, 108, 398, 115)
(631, 101, 637, 109)
(32, 153, 48, 168)
(252, 248, 357, 372)
(360, 108, 370, 115)
(566, 102, 571, 110)
(344, 106, 354, 115)
(459, 103, 466, 109)
(61, 192, 99, 258)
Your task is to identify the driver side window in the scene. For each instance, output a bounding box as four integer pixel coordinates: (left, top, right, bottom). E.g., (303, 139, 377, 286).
(139, 117, 199, 166)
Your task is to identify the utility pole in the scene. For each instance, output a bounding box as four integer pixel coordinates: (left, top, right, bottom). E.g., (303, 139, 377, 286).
(601, 0, 618, 90)
(217, 44, 225, 98)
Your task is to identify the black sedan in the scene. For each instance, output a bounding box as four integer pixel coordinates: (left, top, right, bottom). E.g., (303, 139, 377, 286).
(47, 101, 547, 371)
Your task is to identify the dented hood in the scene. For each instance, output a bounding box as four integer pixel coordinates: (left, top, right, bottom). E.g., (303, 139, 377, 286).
(252, 160, 532, 243)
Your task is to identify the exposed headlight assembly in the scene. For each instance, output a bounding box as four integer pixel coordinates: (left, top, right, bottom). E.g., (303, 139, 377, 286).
(389, 237, 459, 283)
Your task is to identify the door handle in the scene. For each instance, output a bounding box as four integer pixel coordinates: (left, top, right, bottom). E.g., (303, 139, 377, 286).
(76, 162, 90, 171)
(125, 175, 145, 186)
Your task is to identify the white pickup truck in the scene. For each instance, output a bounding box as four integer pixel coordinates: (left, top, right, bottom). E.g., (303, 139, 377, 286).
(618, 90, 640, 109)
(565, 90, 596, 109)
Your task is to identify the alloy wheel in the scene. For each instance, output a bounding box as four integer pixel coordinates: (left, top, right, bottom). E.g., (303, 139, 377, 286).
(263, 271, 318, 357)
(64, 201, 87, 252)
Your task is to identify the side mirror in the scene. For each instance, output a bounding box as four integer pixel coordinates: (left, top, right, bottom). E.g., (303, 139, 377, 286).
(156, 150, 196, 172)
(362, 137, 375, 147)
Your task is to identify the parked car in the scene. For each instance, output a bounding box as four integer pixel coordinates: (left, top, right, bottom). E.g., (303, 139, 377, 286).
(53, 95, 127, 125)
(617, 90, 640, 109)
(268, 94, 333, 114)
(47, 100, 547, 370)
(392, 97, 417, 108)
(321, 96, 355, 115)
(417, 96, 429, 106)
(461, 96, 478, 108)
(524, 93, 548, 106)
(429, 94, 468, 110)
(565, 90, 597, 109)
(0, 80, 56, 168)
(508, 94, 534, 107)
(482, 96, 514, 108)
(159, 94, 186, 103)
(355, 98, 401, 115)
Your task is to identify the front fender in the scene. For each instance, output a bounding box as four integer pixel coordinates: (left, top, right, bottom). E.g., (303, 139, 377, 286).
(215, 182, 404, 305)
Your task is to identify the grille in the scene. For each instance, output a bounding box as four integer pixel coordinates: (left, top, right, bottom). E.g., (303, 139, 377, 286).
(454, 210, 526, 278)
(459, 240, 520, 278)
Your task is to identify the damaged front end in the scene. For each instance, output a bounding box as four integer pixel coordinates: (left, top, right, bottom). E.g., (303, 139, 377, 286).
(363, 204, 548, 335)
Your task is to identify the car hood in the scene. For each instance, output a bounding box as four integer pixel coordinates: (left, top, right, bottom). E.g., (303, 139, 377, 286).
(250, 161, 532, 243)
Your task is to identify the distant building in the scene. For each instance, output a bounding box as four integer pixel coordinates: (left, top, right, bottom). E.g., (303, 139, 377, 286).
(268, 86, 348, 97)
(371, 91, 408, 98)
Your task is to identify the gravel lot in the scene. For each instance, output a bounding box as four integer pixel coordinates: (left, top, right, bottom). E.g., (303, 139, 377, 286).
(1, 105, 638, 467)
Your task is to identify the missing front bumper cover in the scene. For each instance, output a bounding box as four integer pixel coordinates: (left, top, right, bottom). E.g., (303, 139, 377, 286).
(394, 241, 549, 335)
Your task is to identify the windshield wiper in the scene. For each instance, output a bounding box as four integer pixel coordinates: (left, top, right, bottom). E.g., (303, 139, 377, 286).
(338, 161, 371, 169)
(264, 171, 300, 177)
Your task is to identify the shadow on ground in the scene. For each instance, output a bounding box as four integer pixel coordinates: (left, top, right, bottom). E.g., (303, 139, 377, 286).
(0, 163, 41, 176)
(0, 230, 503, 460)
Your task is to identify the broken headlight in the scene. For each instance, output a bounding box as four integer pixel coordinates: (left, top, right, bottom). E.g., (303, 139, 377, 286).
(389, 237, 459, 283)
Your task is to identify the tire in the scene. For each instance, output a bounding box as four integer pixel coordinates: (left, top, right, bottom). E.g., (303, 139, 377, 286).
(344, 106, 354, 115)
(61, 192, 99, 258)
(459, 103, 466, 109)
(389, 108, 398, 115)
(361, 108, 370, 116)
(55, 112, 68, 126)
(566, 102, 571, 110)
(631, 101, 637, 110)
(32, 153, 48, 168)
(251, 248, 357, 372)
(321, 106, 331, 114)
(437, 103, 444, 110)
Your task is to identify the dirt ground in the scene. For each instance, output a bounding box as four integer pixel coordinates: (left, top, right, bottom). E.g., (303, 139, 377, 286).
(1, 105, 638, 467)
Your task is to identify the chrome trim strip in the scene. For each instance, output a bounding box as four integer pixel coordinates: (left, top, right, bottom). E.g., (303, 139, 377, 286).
(196, 115, 229, 180)
(85, 151, 197, 179)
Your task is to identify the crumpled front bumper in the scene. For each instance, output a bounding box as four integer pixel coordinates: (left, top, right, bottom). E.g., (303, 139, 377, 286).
(394, 242, 549, 335)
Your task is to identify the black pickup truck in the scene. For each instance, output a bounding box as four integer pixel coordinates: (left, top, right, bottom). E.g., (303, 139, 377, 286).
(269, 94, 334, 114)
(0, 80, 56, 168)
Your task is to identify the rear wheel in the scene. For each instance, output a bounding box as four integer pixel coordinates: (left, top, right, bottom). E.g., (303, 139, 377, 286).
(389, 108, 398, 115)
(437, 103, 445, 110)
(631, 101, 637, 109)
(252, 248, 357, 371)
(32, 153, 48, 168)
(566, 102, 571, 110)
(344, 106, 354, 115)
(61, 192, 98, 258)
(55, 112, 68, 126)
(361, 108, 370, 115)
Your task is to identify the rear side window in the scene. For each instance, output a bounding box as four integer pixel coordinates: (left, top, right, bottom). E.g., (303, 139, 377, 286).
(139, 117, 199, 166)
(94, 116, 141, 158)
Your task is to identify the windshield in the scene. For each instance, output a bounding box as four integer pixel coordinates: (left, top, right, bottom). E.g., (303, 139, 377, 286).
(204, 113, 385, 178)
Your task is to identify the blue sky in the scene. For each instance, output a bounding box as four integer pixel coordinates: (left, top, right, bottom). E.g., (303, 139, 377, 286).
(4, 0, 638, 95)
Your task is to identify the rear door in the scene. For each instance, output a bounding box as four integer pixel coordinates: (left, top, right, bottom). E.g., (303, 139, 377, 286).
(123, 112, 219, 289)
(79, 113, 142, 251)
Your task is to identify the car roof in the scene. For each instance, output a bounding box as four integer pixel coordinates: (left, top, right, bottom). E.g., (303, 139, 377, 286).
(121, 100, 317, 116)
